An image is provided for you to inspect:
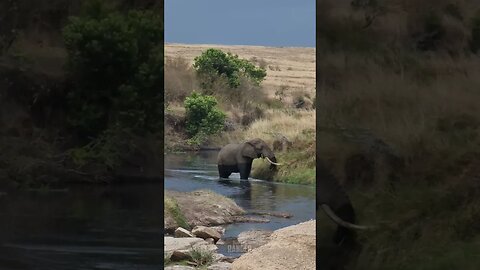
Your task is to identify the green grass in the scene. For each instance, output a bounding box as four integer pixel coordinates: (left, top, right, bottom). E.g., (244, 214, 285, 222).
(164, 196, 190, 230)
(252, 142, 315, 185)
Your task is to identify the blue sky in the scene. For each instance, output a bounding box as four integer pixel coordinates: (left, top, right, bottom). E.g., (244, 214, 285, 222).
(165, 0, 315, 47)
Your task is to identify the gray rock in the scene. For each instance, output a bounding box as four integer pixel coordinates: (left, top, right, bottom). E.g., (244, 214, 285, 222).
(207, 262, 232, 270)
(164, 266, 195, 270)
(209, 226, 226, 236)
(192, 226, 222, 242)
(164, 236, 204, 253)
(205, 237, 215, 244)
(175, 227, 194, 238)
(237, 230, 273, 251)
(192, 241, 218, 252)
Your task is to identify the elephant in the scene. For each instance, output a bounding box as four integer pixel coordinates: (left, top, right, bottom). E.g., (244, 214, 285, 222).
(317, 157, 375, 246)
(217, 138, 281, 180)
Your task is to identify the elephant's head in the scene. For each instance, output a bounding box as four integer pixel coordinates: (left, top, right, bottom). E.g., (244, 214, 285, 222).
(241, 138, 280, 170)
(317, 158, 376, 245)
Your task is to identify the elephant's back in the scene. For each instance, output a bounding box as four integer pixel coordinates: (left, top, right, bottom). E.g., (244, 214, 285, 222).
(217, 143, 240, 164)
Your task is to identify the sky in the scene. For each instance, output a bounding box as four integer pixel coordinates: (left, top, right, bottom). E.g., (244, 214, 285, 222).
(165, 0, 315, 47)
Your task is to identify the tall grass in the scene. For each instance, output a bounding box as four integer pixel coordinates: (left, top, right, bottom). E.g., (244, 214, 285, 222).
(318, 0, 480, 268)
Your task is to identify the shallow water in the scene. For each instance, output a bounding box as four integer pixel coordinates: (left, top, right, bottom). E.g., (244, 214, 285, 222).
(165, 151, 315, 257)
(0, 183, 164, 269)
(0, 151, 315, 268)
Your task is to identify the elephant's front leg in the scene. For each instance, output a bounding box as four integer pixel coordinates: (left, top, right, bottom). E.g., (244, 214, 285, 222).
(238, 161, 252, 180)
(218, 165, 233, 178)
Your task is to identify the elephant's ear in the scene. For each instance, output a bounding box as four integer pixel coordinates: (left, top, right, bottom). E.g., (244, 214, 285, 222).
(241, 141, 258, 159)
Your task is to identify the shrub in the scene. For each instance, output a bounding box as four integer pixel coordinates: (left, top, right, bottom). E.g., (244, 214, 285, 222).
(188, 246, 214, 267)
(193, 48, 266, 89)
(63, 8, 163, 137)
(184, 92, 225, 138)
(471, 11, 480, 53)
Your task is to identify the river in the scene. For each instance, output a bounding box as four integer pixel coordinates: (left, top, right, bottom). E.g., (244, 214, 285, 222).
(165, 151, 315, 257)
(0, 151, 315, 269)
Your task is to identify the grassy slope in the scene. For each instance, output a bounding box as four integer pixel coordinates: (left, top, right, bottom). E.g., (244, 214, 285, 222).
(318, 0, 480, 268)
(164, 44, 316, 185)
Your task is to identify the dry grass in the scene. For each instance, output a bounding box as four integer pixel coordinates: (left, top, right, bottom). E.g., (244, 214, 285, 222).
(318, 1, 480, 267)
(244, 109, 315, 146)
(165, 43, 315, 103)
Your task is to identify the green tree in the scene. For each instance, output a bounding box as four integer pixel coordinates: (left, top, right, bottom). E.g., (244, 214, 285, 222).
(193, 48, 266, 89)
(63, 8, 163, 138)
(184, 92, 225, 138)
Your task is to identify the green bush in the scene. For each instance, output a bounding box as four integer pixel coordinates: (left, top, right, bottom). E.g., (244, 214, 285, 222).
(184, 92, 225, 138)
(193, 48, 266, 89)
(63, 8, 163, 137)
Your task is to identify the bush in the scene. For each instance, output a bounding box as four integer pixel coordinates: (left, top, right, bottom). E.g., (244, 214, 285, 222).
(188, 246, 214, 267)
(184, 92, 225, 138)
(193, 48, 266, 89)
(63, 8, 163, 137)
(471, 11, 480, 53)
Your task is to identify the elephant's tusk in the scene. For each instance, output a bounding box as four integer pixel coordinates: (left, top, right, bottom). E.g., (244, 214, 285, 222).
(321, 204, 376, 230)
(265, 157, 282, 166)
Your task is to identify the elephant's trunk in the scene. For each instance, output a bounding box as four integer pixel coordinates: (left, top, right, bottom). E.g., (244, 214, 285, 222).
(321, 204, 376, 230)
(265, 156, 282, 166)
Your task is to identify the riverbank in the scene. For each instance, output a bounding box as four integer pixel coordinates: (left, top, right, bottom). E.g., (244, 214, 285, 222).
(163, 188, 316, 270)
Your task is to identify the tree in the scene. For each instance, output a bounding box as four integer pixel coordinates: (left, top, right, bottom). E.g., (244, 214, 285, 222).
(193, 48, 266, 89)
(63, 8, 163, 137)
(184, 92, 225, 138)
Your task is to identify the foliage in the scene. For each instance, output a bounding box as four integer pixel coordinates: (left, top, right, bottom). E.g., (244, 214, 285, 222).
(193, 48, 266, 89)
(188, 246, 214, 267)
(63, 8, 163, 138)
(471, 11, 480, 53)
(164, 196, 190, 230)
(69, 126, 133, 169)
(184, 92, 225, 138)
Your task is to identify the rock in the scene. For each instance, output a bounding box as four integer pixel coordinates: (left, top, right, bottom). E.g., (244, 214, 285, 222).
(165, 190, 245, 232)
(232, 220, 316, 270)
(192, 240, 218, 252)
(237, 230, 273, 251)
(165, 266, 195, 270)
(213, 253, 236, 263)
(170, 249, 192, 261)
(209, 226, 226, 236)
(205, 238, 215, 244)
(175, 227, 194, 238)
(247, 210, 292, 218)
(216, 239, 225, 245)
(165, 236, 218, 263)
(233, 216, 270, 223)
(208, 262, 233, 270)
(192, 226, 222, 242)
(164, 236, 205, 253)
(212, 253, 226, 262)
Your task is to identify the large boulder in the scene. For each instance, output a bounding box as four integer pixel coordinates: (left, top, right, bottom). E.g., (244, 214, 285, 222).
(164, 190, 245, 232)
(192, 226, 222, 242)
(237, 230, 273, 252)
(175, 227, 194, 238)
(232, 220, 316, 270)
(164, 237, 204, 254)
